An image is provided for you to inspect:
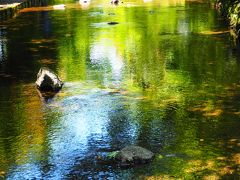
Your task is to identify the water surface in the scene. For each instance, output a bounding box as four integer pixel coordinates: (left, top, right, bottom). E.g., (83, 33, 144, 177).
(0, 0, 240, 179)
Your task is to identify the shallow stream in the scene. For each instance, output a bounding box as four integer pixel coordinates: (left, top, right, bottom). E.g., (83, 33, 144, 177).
(0, 0, 240, 179)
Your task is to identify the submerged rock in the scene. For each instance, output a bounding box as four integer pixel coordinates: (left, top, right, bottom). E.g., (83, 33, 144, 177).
(36, 67, 63, 92)
(108, 22, 119, 25)
(115, 145, 154, 166)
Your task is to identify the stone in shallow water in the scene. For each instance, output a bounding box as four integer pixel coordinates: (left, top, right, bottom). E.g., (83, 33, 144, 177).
(115, 145, 154, 165)
(36, 67, 63, 92)
(107, 22, 119, 25)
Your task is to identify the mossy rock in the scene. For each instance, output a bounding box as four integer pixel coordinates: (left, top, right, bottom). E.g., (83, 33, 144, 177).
(114, 145, 154, 166)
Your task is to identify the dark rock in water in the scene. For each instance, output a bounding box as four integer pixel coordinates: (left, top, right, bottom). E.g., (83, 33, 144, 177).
(111, 0, 119, 5)
(36, 67, 63, 92)
(108, 22, 119, 25)
(115, 145, 154, 166)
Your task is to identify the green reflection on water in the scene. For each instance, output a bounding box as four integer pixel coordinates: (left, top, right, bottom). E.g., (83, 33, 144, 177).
(0, 0, 240, 179)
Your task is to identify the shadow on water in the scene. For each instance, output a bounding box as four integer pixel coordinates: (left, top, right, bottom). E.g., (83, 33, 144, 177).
(0, 0, 240, 179)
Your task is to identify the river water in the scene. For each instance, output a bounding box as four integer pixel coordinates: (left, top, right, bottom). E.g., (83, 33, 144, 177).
(0, 0, 240, 179)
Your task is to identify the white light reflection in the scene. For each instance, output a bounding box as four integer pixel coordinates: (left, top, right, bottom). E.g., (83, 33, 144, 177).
(47, 93, 109, 178)
(90, 40, 124, 87)
(79, 0, 91, 9)
(178, 20, 189, 35)
(143, 0, 152, 3)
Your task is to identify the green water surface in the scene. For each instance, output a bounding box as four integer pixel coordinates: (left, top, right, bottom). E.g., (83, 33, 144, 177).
(0, 0, 240, 179)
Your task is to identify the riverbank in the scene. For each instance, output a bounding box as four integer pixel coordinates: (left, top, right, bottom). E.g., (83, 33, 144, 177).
(0, 0, 46, 20)
(215, 0, 240, 44)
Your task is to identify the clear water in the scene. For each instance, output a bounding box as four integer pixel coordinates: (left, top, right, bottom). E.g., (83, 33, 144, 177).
(0, 0, 240, 179)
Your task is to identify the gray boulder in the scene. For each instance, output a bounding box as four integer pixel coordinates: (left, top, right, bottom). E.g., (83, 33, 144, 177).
(36, 67, 63, 92)
(115, 145, 154, 165)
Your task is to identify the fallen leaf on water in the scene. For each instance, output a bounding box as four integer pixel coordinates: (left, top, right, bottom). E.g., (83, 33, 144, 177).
(203, 109, 223, 117)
